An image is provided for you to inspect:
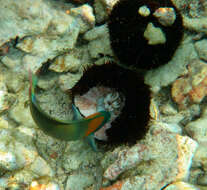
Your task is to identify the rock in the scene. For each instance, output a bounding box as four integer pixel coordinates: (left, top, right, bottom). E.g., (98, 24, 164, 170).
(103, 144, 148, 181)
(29, 156, 53, 177)
(0, 43, 9, 56)
(18, 24, 79, 73)
(100, 181, 123, 190)
(197, 173, 207, 186)
(160, 104, 178, 115)
(145, 37, 197, 92)
(103, 125, 198, 189)
(65, 173, 94, 190)
(0, 118, 9, 129)
(175, 135, 198, 181)
(37, 74, 57, 90)
(83, 25, 113, 59)
(35, 84, 72, 121)
(9, 88, 36, 128)
(70, 4, 95, 33)
(150, 122, 182, 134)
(171, 59, 207, 108)
(0, 0, 79, 46)
(185, 107, 207, 144)
(29, 181, 60, 190)
(84, 24, 108, 41)
(164, 181, 199, 190)
(58, 72, 82, 91)
(0, 178, 8, 189)
(0, 77, 9, 113)
(153, 7, 176, 27)
(4, 71, 24, 93)
(1, 49, 24, 71)
(0, 150, 17, 171)
(144, 23, 166, 45)
(194, 39, 207, 62)
(189, 168, 204, 185)
(183, 16, 207, 35)
(0, 127, 37, 172)
(193, 143, 207, 171)
(49, 53, 81, 73)
(62, 141, 98, 172)
(94, 0, 119, 23)
(138, 5, 151, 17)
(87, 33, 113, 59)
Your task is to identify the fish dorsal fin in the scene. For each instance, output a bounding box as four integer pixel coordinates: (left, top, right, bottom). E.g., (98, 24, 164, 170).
(72, 104, 84, 120)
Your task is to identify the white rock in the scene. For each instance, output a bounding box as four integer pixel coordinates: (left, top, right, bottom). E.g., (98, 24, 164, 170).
(185, 113, 207, 144)
(0, 118, 9, 129)
(144, 22, 166, 45)
(58, 72, 82, 91)
(19, 23, 79, 73)
(1, 49, 23, 71)
(0, 178, 8, 189)
(4, 71, 24, 93)
(65, 174, 94, 190)
(0, 76, 9, 113)
(45, 182, 60, 190)
(194, 39, 207, 62)
(153, 7, 176, 26)
(175, 135, 198, 181)
(9, 89, 36, 128)
(145, 37, 197, 92)
(13, 141, 37, 168)
(183, 16, 207, 35)
(94, 0, 119, 23)
(138, 5, 151, 17)
(0, 0, 79, 46)
(0, 151, 17, 170)
(192, 144, 207, 171)
(30, 156, 53, 177)
(70, 4, 95, 33)
(49, 54, 81, 73)
(84, 25, 113, 59)
(84, 24, 108, 41)
(164, 181, 199, 190)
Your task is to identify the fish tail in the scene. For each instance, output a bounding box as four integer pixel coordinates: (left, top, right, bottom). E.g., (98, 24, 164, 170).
(29, 69, 38, 103)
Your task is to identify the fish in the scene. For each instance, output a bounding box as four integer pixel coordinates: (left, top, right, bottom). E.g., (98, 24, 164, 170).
(29, 71, 111, 151)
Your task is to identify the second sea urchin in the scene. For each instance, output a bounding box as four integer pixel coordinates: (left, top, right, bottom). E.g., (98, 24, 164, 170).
(71, 62, 151, 145)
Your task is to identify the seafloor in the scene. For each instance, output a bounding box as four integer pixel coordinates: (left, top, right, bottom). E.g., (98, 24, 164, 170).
(0, 0, 207, 189)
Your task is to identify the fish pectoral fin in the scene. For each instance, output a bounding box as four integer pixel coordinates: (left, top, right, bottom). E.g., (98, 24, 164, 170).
(85, 133, 98, 152)
(72, 104, 84, 120)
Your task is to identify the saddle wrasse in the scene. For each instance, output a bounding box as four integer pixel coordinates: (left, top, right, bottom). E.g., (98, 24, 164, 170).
(29, 71, 111, 151)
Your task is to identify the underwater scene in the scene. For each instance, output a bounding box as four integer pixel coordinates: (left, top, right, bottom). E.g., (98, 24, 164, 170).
(0, 0, 207, 189)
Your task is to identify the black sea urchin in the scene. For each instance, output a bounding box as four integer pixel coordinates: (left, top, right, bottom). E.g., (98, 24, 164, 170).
(108, 0, 183, 69)
(71, 63, 151, 145)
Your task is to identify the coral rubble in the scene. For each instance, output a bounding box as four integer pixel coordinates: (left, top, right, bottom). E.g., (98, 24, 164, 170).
(0, 0, 207, 189)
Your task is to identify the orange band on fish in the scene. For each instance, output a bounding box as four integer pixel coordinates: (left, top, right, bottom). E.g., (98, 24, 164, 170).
(85, 115, 105, 137)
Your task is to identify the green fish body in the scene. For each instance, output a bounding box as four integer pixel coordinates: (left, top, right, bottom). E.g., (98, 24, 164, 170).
(29, 72, 111, 151)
